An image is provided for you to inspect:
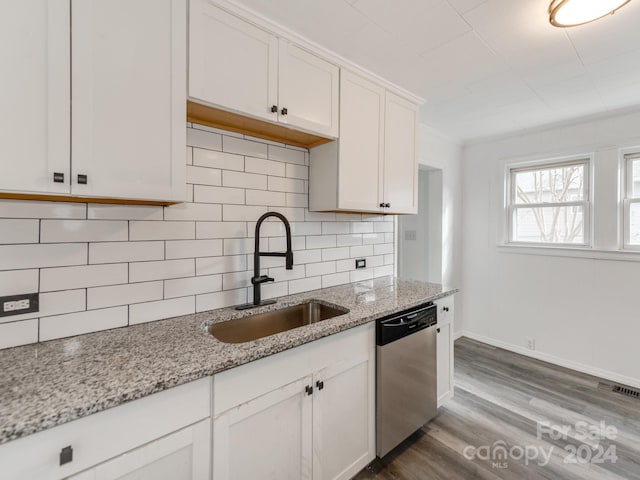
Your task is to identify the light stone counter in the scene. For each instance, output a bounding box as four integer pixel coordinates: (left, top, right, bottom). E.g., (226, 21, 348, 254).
(0, 276, 456, 444)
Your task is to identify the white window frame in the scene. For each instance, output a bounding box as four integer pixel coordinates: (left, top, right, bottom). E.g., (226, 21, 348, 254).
(505, 156, 592, 247)
(623, 152, 640, 250)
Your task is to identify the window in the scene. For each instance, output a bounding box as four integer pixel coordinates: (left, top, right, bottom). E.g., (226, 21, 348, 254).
(507, 159, 590, 245)
(624, 153, 640, 248)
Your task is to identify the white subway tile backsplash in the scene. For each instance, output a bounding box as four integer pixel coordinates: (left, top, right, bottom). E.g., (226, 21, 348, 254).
(194, 185, 245, 205)
(0, 269, 38, 296)
(0, 126, 395, 349)
(90, 241, 164, 264)
(40, 264, 128, 292)
(321, 272, 350, 289)
(196, 255, 247, 275)
(305, 261, 336, 277)
(187, 166, 222, 186)
(193, 123, 243, 138)
(129, 259, 194, 282)
(222, 170, 267, 190)
(246, 189, 286, 207)
(130, 296, 195, 325)
(164, 203, 222, 222)
(223, 136, 267, 158)
(88, 281, 163, 309)
(268, 145, 305, 165)
(130, 221, 195, 241)
(41, 220, 128, 243)
(187, 127, 222, 151)
(193, 148, 244, 171)
(165, 275, 222, 299)
(196, 288, 247, 313)
(246, 157, 286, 177)
(306, 235, 336, 249)
(88, 204, 163, 221)
(0, 200, 86, 219)
(267, 176, 305, 193)
(0, 319, 38, 349)
(289, 276, 321, 294)
(0, 243, 87, 270)
(197, 221, 247, 239)
(166, 239, 222, 259)
(0, 219, 39, 244)
(40, 306, 128, 341)
(286, 163, 308, 180)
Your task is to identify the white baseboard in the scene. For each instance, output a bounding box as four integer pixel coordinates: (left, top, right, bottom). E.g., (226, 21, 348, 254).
(453, 330, 465, 341)
(456, 330, 640, 390)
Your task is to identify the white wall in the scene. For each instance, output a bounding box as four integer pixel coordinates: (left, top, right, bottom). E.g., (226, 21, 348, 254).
(461, 108, 640, 388)
(0, 124, 395, 349)
(417, 124, 463, 333)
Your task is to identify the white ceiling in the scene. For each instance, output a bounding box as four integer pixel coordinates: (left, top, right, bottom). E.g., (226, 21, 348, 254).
(230, 0, 640, 142)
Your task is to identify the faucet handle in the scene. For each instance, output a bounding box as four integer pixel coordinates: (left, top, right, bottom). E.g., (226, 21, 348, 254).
(252, 275, 274, 285)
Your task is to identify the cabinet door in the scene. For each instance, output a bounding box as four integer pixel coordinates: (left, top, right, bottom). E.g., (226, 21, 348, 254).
(436, 295, 454, 406)
(213, 376, 313, 480)
(337, 71, 385, 213)
(189, 0, 278, 122)
(278, 41, 339, 138)
(69, 419, 210, 480)
(383, 92, 418, 214)
(313, 353, 374, 480)
(0, 0, 70, 195)
(71, 0, 186, 202)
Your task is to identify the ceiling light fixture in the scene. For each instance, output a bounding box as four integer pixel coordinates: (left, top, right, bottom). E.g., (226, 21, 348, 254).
(549, 0, 631, 27)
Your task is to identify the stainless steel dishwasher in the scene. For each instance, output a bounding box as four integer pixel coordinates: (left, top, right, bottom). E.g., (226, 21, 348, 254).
(376, 302, 438, 457)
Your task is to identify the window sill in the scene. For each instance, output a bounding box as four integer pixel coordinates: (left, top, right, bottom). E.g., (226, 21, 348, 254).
(497, 244, 640, 261)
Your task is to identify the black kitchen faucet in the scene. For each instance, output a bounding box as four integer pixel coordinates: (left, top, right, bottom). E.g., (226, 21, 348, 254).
(236, 212, 293, 310)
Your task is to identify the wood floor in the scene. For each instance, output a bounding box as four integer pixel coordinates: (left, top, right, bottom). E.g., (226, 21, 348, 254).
(355, 337, 640, 480)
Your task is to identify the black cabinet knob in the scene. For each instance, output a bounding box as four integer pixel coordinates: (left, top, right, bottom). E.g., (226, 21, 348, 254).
(443, 307, 449, 312)
(437, 328, 441, 334)
(384, 203, 391, 208)
(271, 105, 278, 113)
(281, 107, 288, 115)
(316, 380, 324, 390)
(60, 445, 73, 466)
(379, 203, 385, 208)
(305, 385, 313, 396)
(77, 174, 88, 185)
(53, 172, 64, 183)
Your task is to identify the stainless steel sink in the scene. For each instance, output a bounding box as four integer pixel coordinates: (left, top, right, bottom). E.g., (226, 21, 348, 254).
(209, 301, 349, 343)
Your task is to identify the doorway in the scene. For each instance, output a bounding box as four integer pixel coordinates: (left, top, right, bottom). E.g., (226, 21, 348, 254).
(397, 167, 443, 283)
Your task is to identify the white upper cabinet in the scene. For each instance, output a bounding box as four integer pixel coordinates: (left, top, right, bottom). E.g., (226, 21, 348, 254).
(309, 70, 419, 214)
(383, 92, 418, 214)
(72, 0, 187, 202)
(188, 0, 339, 138)
(278, 40, 339, 138)
(189, 0, 278, 122)
(0, 0, 70, 195)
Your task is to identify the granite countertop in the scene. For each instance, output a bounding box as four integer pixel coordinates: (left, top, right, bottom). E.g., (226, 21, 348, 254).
(0, 276, 456, 445)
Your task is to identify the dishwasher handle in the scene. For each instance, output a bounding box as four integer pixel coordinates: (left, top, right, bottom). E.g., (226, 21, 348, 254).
(377, 304, 437, 346)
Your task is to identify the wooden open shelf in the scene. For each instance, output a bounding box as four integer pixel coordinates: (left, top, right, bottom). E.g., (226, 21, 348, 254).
(187, 100, 333, 149)
(0, 192, 176, 206)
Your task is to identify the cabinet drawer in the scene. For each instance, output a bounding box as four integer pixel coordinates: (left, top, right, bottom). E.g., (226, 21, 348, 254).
(214, 323, 374, 416)
(0, 377, 211, 480)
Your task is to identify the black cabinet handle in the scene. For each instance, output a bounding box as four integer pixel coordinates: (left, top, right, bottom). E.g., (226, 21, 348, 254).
(77, 174, 88, 185)
(443, 306, 449, 312)
(437, 328, 441, 333)
(384, 203, 391, 208)
(281, 107, 288, 115)
(271, 105, 278, 113)
(53, 172, 64, 183)
(60, 445, 73, 466)
(379, 203, 385, 208)
(305, 385, 313, 396)
(316, 380, 324, 390)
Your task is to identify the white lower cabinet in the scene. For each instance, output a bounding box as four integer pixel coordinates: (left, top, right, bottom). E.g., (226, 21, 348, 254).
(212, 323, 376, 480)
(0, 378, 211, 480)
(436, 295, 455, 406)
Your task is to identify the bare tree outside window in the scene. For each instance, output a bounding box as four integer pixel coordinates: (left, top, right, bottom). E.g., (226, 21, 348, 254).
(509, 160, 589, 245)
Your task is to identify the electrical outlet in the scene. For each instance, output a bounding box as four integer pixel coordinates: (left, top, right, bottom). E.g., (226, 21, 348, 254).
(355, 258, 366, 269)
(0, 293, 39, 317)
(527, 338, 536, 350)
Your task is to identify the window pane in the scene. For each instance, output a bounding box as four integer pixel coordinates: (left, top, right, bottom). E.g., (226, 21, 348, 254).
(513, 164, 585, 204)
(513, 206, 584, 244)
(632, 160, 640, 198)
(630, 202, 640, 245)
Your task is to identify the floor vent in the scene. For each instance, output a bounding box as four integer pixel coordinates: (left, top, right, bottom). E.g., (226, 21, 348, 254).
(613, 384, 640, 399)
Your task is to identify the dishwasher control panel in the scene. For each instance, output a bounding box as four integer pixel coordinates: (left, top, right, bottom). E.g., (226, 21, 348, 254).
(376, 302, 437, 346)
